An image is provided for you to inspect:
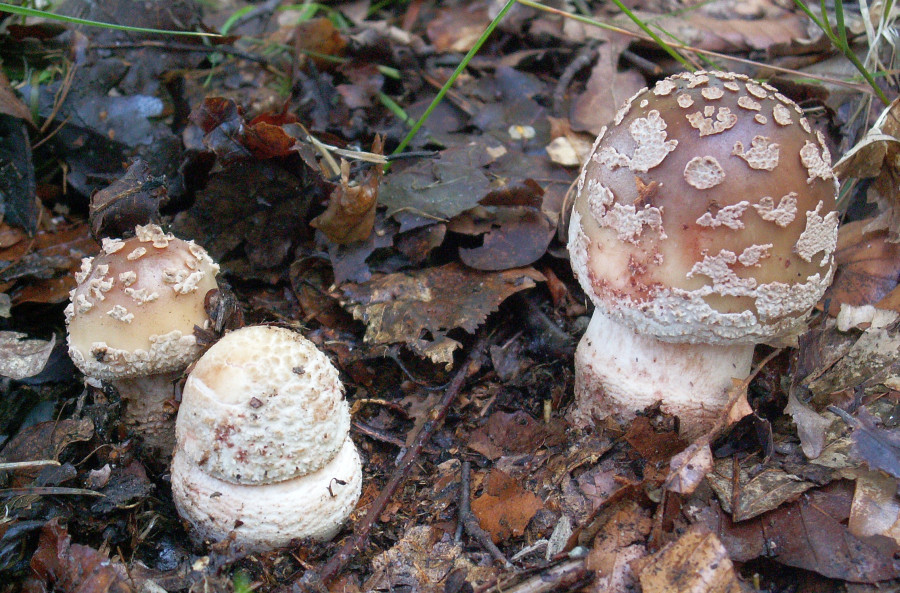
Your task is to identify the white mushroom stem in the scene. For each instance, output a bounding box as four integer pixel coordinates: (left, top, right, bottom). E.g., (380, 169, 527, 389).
(570, 311, 754, 438)
(111, 372, 181, 454)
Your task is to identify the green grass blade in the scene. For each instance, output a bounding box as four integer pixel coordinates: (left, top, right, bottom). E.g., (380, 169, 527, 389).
(391, 0, 517, 156)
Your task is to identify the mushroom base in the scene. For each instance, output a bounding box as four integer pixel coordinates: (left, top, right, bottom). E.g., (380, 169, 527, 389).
(171, 437, 363, 552)
(112, 372, 181, 456)
(570, 312, 754, 438)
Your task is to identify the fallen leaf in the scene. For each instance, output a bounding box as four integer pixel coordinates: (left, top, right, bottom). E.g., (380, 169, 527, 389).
(23, 519, 134, 593)
(570, 38, 645, 135)
(698, 481, 900, 583)
(471, 469, 544, 543)
(311, 138, 383, 244)
(0, 332, 55, 380)
(89, 159, 164, 240)
(338, 263, 544, 366)
(841, 407, 900, 480)
(624, 416, 686, 464)
(0, 419, 94, 485)
(707, 456, 814, 522)
(585, 500, 651, 592)
(0, 70, 34, 124)
(826, 221, 900, 315)
(665, 442, 713, 495)
(294, 17, 347, 69)
(426, 1, 490, 52)
(467, 410, 566, 461)
(640, 528, 742, 593)
(849, 469, 900, 546)
(834, 98, 900, 242)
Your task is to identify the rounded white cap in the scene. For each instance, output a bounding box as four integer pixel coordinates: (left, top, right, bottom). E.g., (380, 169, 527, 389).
(171, 436, 362, 549)
(66, 224, 220, 379)
(175, 325, 351, 484)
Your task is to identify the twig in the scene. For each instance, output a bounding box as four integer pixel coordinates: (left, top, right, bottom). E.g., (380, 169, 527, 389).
(458, 461, 512, 568)
(90, 40, 271, 66)
(295, 338, 488, 590)
(552, 43, 598, 114)
(474, 559, 589, 593)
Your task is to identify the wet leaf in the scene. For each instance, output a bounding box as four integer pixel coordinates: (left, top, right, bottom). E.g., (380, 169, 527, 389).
(0, 332, 55, 380)
(23, 519, 134, 593)
(471, 469, 544, 543)
(337, 263, 544, 366)
(640, 528, 742, 593)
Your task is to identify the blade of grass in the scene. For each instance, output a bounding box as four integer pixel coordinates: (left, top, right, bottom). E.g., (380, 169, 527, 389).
(0, 3, 220, 37)
(391, 0, 517, 157)
(604, 0, 696, 71)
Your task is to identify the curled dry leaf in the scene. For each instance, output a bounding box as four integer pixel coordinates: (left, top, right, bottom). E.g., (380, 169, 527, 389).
(89, 159, 164, 240)
(639, 528, 742, 593)
(0, 332, 55, 380)
(311, 137, 383, 244)
(834, 98, 900, 242)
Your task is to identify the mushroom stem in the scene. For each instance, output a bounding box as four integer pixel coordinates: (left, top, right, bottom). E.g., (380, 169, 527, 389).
(111, 372, 181, 455)
(570, 311, 754, 438)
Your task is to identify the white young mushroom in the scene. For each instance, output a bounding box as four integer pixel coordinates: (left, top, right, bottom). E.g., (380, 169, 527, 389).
(171, 325, 362, 550)
(568, 71, 840, 438)
(65, 224, 220, 453)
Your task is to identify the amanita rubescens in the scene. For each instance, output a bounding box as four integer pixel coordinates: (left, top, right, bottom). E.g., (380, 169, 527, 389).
(567, 71, 840, 438)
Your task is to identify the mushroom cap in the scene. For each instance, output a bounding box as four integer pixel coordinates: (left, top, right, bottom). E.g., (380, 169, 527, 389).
(66, 224, 220, 379)
(175, 325, 351, 484)
(568, 71, 840, 344)
(171, 436, 362, 550)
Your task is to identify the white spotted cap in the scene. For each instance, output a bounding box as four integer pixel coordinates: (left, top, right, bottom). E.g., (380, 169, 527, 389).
(66, 224, 220, 379)
(175, 325, 351, 484)
(569, 71, 839, 344)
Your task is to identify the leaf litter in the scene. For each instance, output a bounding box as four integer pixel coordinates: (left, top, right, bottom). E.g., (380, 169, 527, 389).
(0, 0, 899, 592)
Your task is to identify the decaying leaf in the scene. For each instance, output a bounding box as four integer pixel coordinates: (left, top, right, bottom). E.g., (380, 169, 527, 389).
(640, 528, 742, 593)
(665, 442, 713, 495)
(0, 70, 33, 124)
(570, 38, 645, 136)
(0, 332, 55, 380)
(0, 418, 94, 487)
(190, 98, 297, 163)
(467, 410, 566, 461)
(707, 456, 814, 522)
(840, 407, 900, 480)
(363, 525, 496, 593)
(471, 468, 544, 543)
(89, 159, 164, 240)
(849, 469, 900, 545)
(585, 500, 651, 592)
(698, 481, 900, 582)
(311, 138, 383, 244)
(834, 98, 900, 241)
(338, 263, 544, 367)
(826, 221, 900, 315)
(23, 519, 134, 593)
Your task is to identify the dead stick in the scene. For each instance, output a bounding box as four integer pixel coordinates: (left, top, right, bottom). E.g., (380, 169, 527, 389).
(297, 338, 487, 589)
(459, 461, 512, 568)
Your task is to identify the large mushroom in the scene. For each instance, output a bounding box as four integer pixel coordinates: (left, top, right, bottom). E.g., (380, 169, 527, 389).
(171, 325, 362, 550)
(567, 71, 840, 438)
(65, 224, 220, 453)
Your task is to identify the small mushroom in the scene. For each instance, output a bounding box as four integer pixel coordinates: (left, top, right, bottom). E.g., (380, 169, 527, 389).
(567, 71, 840, 438)
(65, 224, 220, 453)
(171, 325, 362, 550)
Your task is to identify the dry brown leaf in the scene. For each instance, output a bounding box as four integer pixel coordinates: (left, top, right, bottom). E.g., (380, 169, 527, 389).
(707, 457, 814, 522)
(585, 501, 651, 592)
(471, 469, 544, 543)
(311, 138, 383, 244)
(467, 410, 566, 460)
(665, 442, 713, 495)
(826, 220, 900, 315)
(338, 263, 544, 367)
(0, 70, 33, 124)
(570, 38, 645, 136)
(640, 528, 742, 593)
(834, 98, 900, 242)
(849, 469, 900, 546)
(23, 519, 135, 593)
(426, 1, 490, 52)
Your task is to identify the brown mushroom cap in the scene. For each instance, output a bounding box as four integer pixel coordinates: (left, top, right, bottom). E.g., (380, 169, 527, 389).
(569, 71, 840, 344)
(66, 224, 220, 379)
